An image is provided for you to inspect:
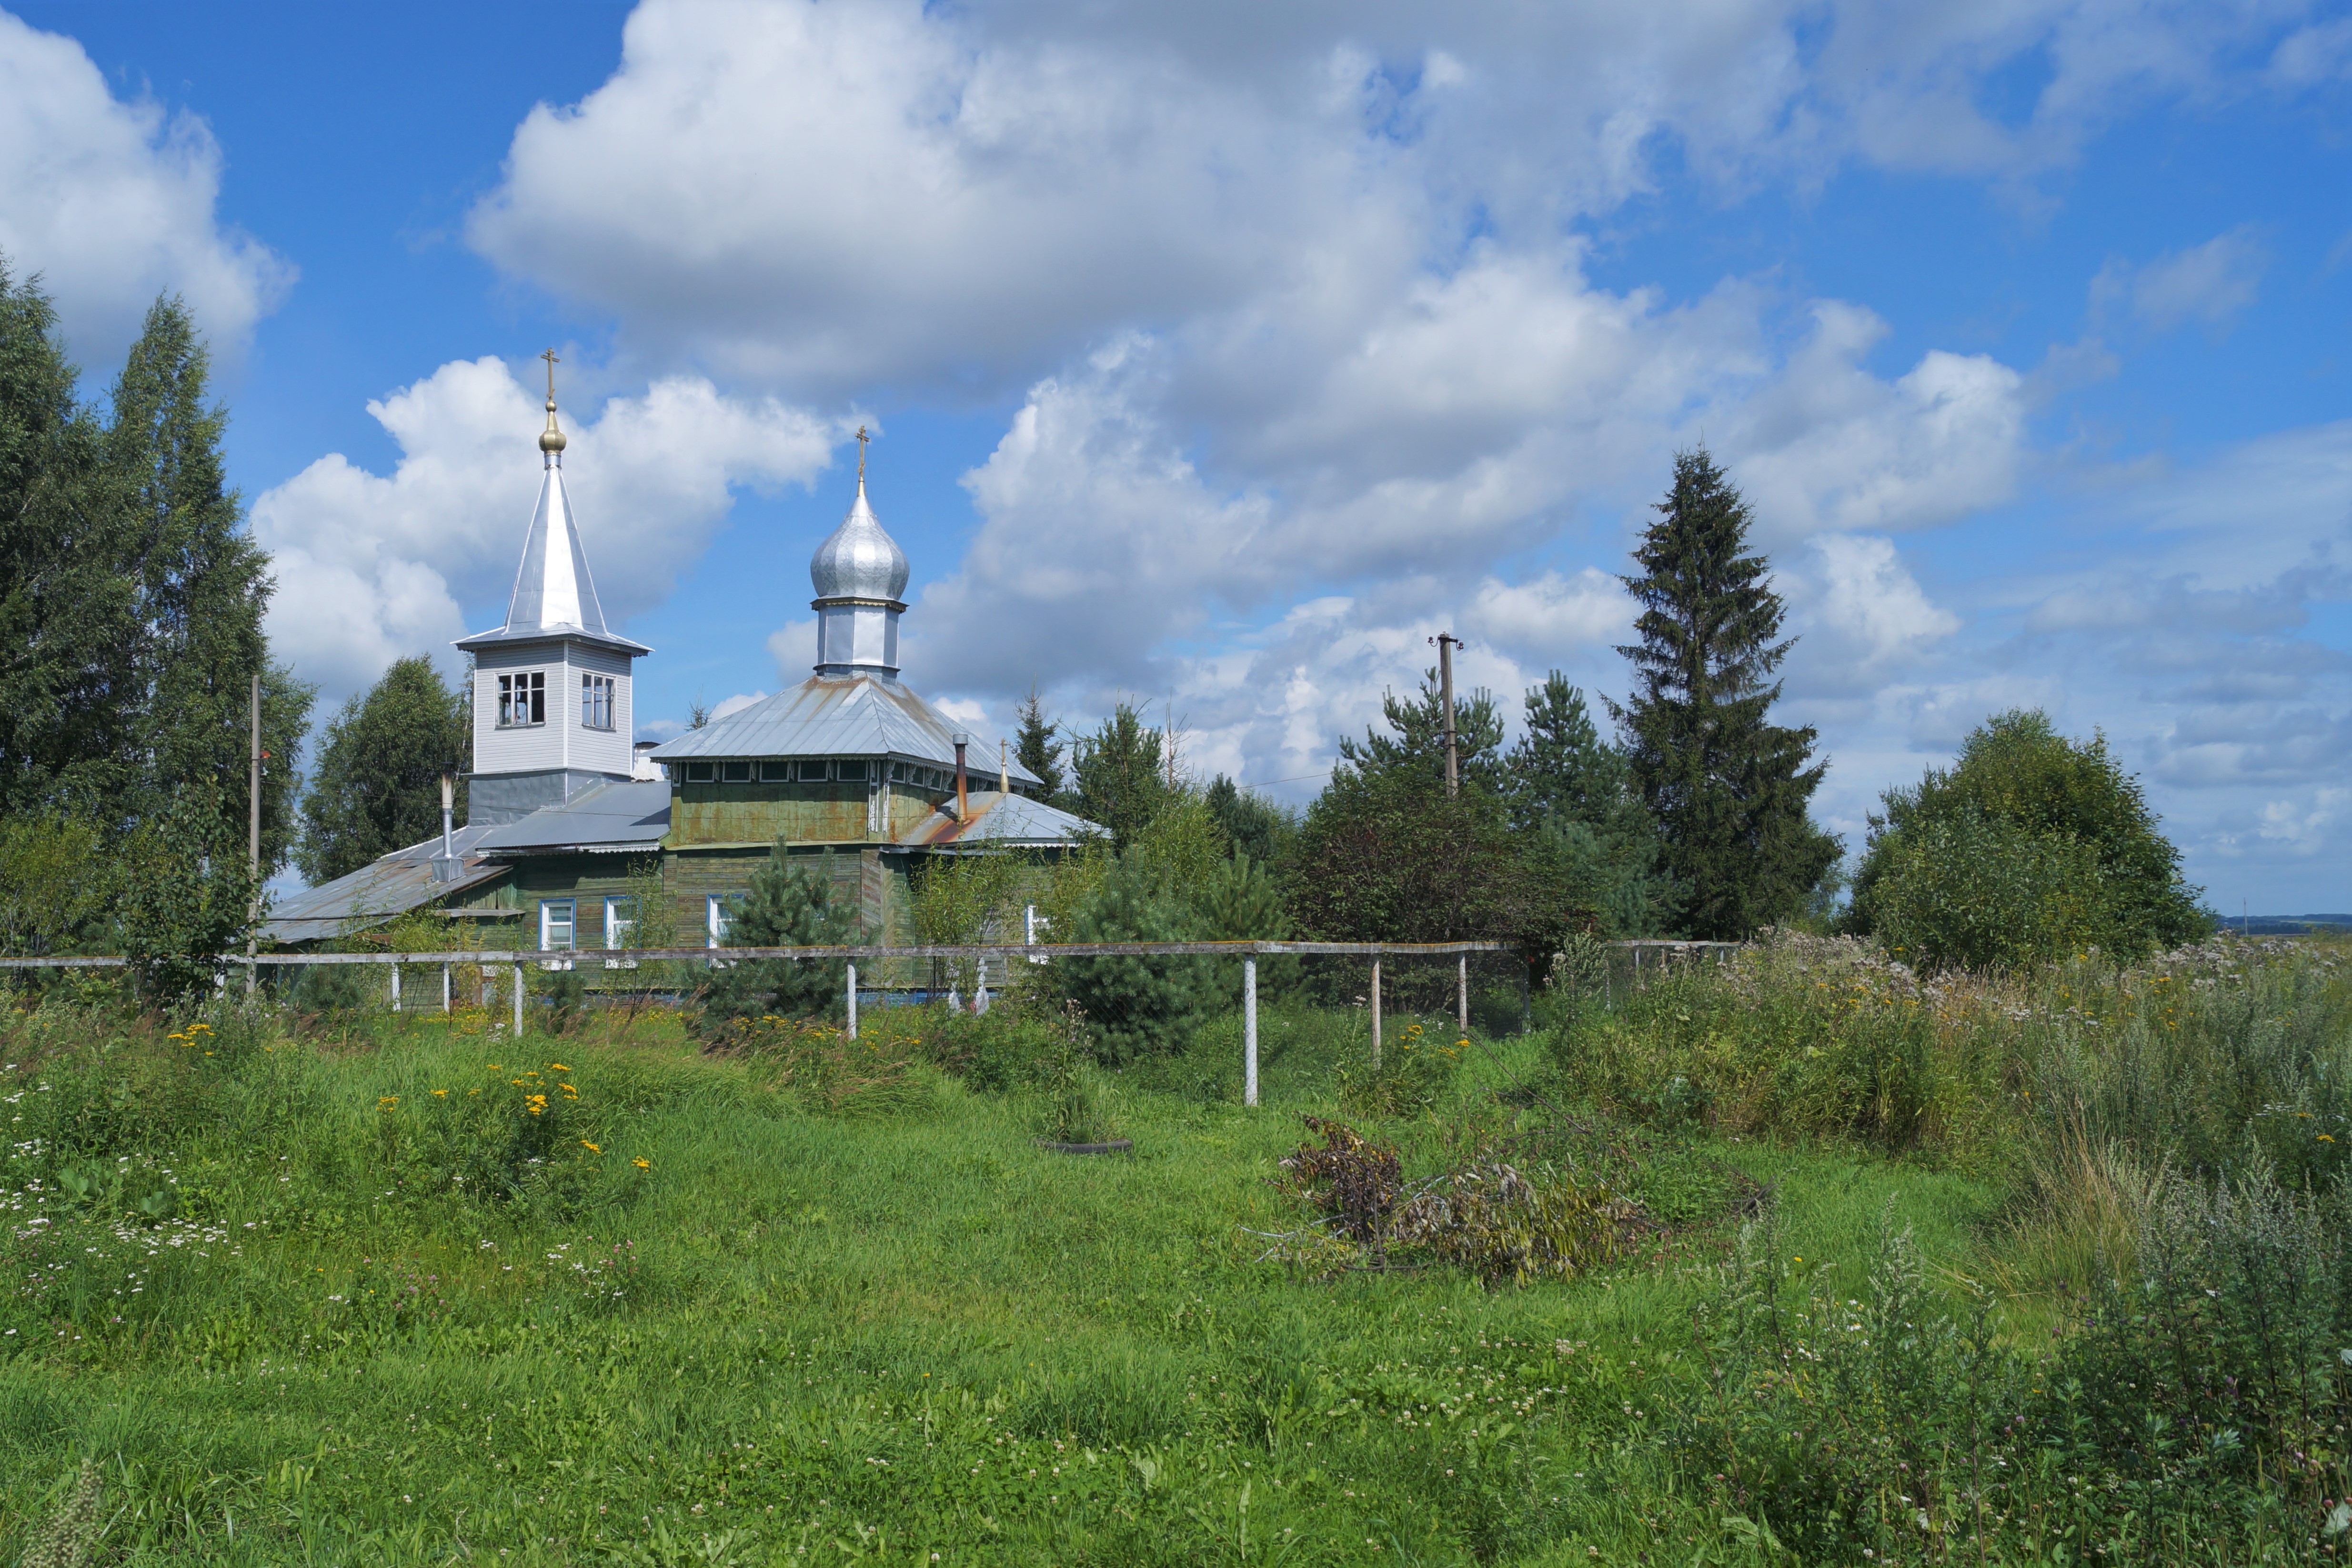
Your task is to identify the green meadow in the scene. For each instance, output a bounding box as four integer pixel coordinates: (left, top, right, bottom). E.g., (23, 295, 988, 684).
(3, 935, 2350, 1565)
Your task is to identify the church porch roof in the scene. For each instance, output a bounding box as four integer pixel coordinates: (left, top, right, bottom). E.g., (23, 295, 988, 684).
(260, 824, 509, 945)
(470, 779, 672, 854)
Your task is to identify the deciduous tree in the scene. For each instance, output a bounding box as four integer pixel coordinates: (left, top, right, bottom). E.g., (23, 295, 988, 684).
(298, 657, 470, 885)
(1846, 709, 2209, 967)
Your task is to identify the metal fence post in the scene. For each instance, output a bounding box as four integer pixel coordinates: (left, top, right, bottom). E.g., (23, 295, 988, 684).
(1369, 955, 1382, 1069)
(513, 964, 524, 1036)
(1457, 953, 1468, 1035)
(1244, 956, 1259, 1108)
(846, 961, 858, 1040)
(390, 963, 401, 1012)
(441, 964, 451, 1013)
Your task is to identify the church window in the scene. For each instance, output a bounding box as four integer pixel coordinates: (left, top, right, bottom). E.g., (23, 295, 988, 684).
(683, 762, 713, 783)
(581, 674, 616, 730)
(604, 896, 636, 948)
(759, 761, 793, 783)
(540, 899, 575, 952)
(721, 760, 752, 783)
(836, 760, 869, 782)
(706, 895, 732, 947)
(497, 672, 546, 727)
(796, 761, 828, 782)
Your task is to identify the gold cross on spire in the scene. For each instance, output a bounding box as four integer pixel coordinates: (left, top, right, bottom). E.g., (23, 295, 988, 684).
(854, 424, 870, 484)
(540, 347, 560, 407)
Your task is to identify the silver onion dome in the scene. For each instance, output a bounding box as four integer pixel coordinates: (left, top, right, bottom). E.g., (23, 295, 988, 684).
(809, 479, 909, 603)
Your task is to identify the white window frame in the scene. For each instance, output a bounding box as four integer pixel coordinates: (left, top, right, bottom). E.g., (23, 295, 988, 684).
(539, 898, 575, 969)
(581, 673, 616, 731)
(604, 895, 637, 969)
(706, 895, 731, 948)
(498, 671, 547, 728)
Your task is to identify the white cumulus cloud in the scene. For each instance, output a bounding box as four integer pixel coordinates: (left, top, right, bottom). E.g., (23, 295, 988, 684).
(0, 10, 291, 360)
(253, 357, 838, 705)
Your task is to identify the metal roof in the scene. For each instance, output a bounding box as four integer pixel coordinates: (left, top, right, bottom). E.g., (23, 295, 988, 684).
(471, 779, 672, 853)
(895, 790, 1105, 850)
(455, 452, 651, 657)
(648, 673, 1043, 785)
(260, 824, 509, 945)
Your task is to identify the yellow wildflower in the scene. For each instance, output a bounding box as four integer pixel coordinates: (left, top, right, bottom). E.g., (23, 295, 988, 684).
(2320, 1135, 2336, 1144)
(549, 1062, 570, 1071)
(378, 1096, 398, 1109)
(632, 1157, 651, 1170)
(432, 1089, 449, 1097)
(581, 1140, 601, 1153)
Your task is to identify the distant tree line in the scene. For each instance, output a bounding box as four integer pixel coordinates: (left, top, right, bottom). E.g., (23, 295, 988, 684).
(1014, 445, 2203, 975)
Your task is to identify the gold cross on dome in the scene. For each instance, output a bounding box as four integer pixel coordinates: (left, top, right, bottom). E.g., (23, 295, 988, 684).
(540, 347, 559, 403)
(854, 424, 870, 483)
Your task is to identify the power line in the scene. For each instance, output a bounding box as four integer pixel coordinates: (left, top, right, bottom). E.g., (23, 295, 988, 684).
(1232, 767, 1334, 789)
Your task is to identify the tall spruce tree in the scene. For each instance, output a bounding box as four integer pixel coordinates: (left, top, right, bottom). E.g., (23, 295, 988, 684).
(298, 657, 471, 884)
(1014, 685, 1067, 802)
(1611, 449, 1837, 939)
(1072, 701, 1168, 850)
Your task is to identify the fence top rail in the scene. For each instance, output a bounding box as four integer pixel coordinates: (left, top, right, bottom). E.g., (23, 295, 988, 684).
(0, 939, 1528, 969)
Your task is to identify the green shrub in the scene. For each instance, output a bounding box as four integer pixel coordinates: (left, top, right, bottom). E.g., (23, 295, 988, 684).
(1336, 1018, 1461, 1120)
(2030, 937, 2352, 1179)
(1673, 1201, 2027, 1557)
(732, 1015, 934, 1120)
(921, 1003, 1067, 1094)
(1859, 804, 2112, 972)
(697, 843, 857, 1039)
(1848, 709, 2210, 967)
(1056, 852, 1216, 1064)
(2052, 1159, 2352, 1492)
(1549, 934, 1947, 1150)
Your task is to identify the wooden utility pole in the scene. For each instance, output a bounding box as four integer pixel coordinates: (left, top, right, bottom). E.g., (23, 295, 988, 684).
(246, 674, 261, 995)
(1434, 633, 1461, 798)
(1433, 633, 1465, 1028)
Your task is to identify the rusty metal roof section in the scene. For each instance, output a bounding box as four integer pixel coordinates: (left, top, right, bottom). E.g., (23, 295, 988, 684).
(260, 824, 510, 945)
(647, 673, 1043, 785)
(472, 779, 671, 854)
(895, 790, 1104, 851)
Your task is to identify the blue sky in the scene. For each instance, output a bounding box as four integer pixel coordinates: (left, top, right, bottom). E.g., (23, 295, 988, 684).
(2, 0, 2346, 910)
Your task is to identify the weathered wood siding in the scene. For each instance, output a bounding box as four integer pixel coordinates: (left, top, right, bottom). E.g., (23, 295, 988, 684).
(668, 777, 948, 847)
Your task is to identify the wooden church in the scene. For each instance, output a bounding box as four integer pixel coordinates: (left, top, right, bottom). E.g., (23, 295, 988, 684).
(264, 376, 1102, 955)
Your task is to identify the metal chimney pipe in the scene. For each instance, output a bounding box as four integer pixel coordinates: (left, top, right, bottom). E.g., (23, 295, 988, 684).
(952, 733, 970, 819)
(440, 774, 455, 862)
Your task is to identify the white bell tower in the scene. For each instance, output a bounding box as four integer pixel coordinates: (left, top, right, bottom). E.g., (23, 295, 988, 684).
(453, 351, 653, 825)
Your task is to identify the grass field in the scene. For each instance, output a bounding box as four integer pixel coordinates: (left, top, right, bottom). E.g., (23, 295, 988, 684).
(2, 936, 2348, 1565)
